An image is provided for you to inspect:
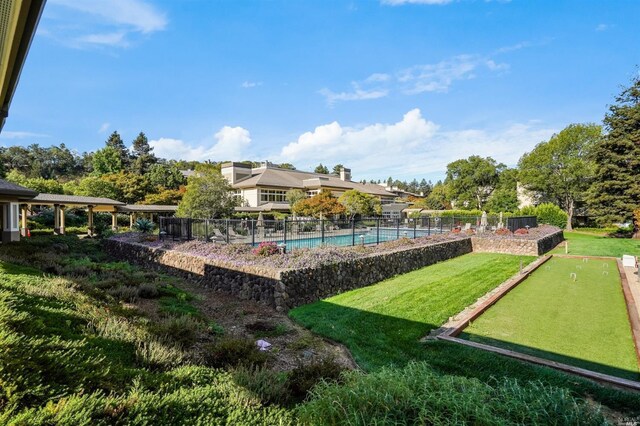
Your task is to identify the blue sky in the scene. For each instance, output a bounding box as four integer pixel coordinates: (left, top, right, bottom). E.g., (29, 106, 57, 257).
(2, 0, 639, 182)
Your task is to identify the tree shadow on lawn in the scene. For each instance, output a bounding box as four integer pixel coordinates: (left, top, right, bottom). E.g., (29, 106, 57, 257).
(291, 301, 640, 383)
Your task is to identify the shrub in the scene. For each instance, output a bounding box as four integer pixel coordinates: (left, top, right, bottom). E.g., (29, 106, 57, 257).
(232, 365, 290, 406)
(495, 227, 512, 236)
(135, 339, 185, 369)
(287, 358, 344, 401)
(203, 338, 269, 368)
(134, 218, 155, 234)
(153, 315, 202, 348)
(514, 228, 529, 235)
(137, 282, 159, 298)
(252, 241, 279, 257)
(297, 362, 607, 425)
(108, 285, 140, 302)
(534, 203, 568, 228)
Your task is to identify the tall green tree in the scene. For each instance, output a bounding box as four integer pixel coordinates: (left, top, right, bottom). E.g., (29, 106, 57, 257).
(338, 190, 382, 219)
(286, 189, 306, 210)
(105, 131, 130, 168)
(519, 123, 601, 230)
(131, 132, 157, 174)
(314, 163, 329, 174)
(92, 146, 124, 176)
(146, 163, 186, 190)
(415, 181, 451, 210)
(588, 76, 640, 226)
(71, 176, 122, 201)
(485, 168, 519, 213)
(332, 164, 344, 175)
(445, 156, 504, 210)
(177, 164, 238, 218)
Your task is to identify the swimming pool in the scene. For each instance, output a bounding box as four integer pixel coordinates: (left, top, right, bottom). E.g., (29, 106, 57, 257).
(267, 227, 441, 250)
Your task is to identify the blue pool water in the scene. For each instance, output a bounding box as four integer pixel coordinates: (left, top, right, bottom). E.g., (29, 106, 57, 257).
(269, 228, 439, 250)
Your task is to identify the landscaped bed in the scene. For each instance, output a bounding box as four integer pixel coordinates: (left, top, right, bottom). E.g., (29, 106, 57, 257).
(110, 224, 560, 270)
(459, 256, 640, 381)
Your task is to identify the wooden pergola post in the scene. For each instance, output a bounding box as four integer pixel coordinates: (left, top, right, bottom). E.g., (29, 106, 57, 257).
(111, 211, 118, 231)
(53, 204, 61, 235)
(130, 212, 136, 229)
(59, 205, 66, 235)
(87, 205, 94, 237)
(20, 204, 28, 236)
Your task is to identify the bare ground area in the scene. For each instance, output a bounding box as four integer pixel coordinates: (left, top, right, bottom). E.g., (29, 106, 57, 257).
(135, 279, 358, 372)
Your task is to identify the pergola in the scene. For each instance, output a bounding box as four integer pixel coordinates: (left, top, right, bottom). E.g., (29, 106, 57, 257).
(28, 193, 125, 236)
(117, 204, 178, 227)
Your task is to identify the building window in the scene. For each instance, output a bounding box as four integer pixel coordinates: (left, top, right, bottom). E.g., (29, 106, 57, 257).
(260, 189, 287, 203)
(306, 190, 320, 197)
(3, 203, 19, 231)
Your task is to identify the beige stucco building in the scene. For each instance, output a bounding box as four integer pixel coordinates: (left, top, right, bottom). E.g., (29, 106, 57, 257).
(221, 162, 397, 212)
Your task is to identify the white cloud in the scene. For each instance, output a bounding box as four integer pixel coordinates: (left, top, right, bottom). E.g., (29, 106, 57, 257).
(98, 123, 111, 133)
(381, 0, 453, 5)
(0, 131, 49, 139)
(149, 126, 252, 161)
(319, 85, 389, 106)
(276, 109, 556, 180)
(45, 0, 167, 48)
(595, 24, 609, 32)
(320, 54, 508, 104)
(241, 81, 263, 88)
(398, 55, 502, 94)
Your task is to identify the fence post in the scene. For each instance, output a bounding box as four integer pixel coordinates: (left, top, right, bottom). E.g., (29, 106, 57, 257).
(321, 218, 325, 243)
(376, 217, 380, 245)
(396, 218, 400, 240)
(413, 218, 417, 239)
(225, 219, 229, 244)
(283, 217, 288, 246)
(251, 219, 255, 246)
(351, 217, 356, 246)
(439, 217, 443, 234)
(427, 217, 431, 236)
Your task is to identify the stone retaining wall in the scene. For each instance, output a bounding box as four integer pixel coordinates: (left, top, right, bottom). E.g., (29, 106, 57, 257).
(104, 238, 472, 311)
(471, 230, 564, 256)
(105, 229, 562, 311)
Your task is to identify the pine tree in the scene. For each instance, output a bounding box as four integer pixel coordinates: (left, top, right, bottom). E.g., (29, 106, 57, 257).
(105, 131, 130, 168)
(588, 76, 640, 225)
(131, 132, 157, 174)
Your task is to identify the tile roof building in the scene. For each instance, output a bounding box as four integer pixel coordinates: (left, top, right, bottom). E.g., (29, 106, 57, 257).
(221, 162, 397, 212)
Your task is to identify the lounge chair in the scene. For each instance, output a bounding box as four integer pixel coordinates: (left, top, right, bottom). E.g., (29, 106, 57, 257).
(228, 228, 248, 241)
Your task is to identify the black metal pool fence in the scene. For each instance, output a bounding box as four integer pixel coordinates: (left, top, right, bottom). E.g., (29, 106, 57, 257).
(158, 215, 537, 250)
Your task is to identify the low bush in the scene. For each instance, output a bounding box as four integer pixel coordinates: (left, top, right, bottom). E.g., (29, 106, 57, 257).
(232, 365, 290, 406)
(287, 358, 344, 402)
(135, 339, 185, 369)
(203, 337, 269, 368)
(535, 203, 569, 228)
(252, 241, 279, 257)
(297, 362, 608, 425)
(152, 315, 203, 348)
(514, 227, 529, 235)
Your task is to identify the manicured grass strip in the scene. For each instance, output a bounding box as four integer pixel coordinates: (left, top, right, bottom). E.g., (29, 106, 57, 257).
(461, 257, 640, 381)
(550, 231, 640, 258)
(290, 253, 534, 371)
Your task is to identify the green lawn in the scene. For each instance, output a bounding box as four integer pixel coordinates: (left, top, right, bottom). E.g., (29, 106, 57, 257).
(290, 253, 535, 371)
(461, 256, 639, 380)
(551, 231, 640, 257)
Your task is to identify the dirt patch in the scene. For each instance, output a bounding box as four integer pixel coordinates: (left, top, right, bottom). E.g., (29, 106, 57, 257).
(171, 280, 358, 372)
